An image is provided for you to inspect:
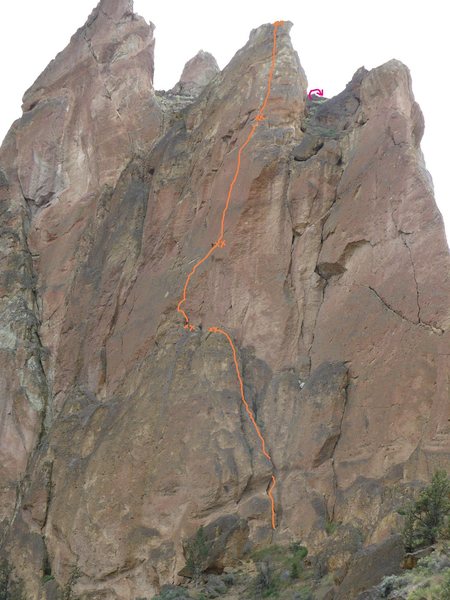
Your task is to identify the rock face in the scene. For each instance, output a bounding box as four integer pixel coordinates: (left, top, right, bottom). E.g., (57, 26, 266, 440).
(0, 1, 449, 598)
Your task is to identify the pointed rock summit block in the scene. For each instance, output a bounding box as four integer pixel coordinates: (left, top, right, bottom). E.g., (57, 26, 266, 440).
(171, 50, 220, 96)
(91, 0, 134, 21)
(19, 0, 161, 207)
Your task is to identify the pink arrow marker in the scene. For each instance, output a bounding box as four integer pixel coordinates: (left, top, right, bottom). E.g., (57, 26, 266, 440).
(308, 88, 324, 99)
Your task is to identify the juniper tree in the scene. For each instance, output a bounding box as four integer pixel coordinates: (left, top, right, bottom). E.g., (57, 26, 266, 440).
(399, 470, 450, 550)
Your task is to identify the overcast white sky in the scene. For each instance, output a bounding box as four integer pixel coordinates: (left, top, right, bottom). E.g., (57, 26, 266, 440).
(1, 0, 448, 243)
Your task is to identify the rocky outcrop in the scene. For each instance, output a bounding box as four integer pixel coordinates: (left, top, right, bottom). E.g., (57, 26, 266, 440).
(170, 50, 219, 97)
(0, 0, 449, 598)
(336, 535, 404, 599)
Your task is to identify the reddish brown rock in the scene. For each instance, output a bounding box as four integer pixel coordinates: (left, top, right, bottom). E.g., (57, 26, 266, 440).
(0, 1, 449, 599)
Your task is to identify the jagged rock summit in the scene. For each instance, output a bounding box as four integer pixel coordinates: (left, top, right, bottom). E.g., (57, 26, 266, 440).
(0, 0, 449, 598)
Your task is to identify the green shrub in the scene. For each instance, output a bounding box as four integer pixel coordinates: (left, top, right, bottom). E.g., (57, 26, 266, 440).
(0, 561, 26, 600)
(378, 574, 405, 597)
(62, 565, 81, 600)
(184, 526, 210, 581)
(436, 569, 450, 599)
(416, 552, 450, 574)
(290, 543, 308, 561)
(153, 586, 192, 600)
(401, 502, 418, 553)
(407, 584, 434, 600)
(295, 586, 313, 600)
(325, 519, 338, 536)
(290, 560, 300, 580)
(399, 470, 450, 551)
(251, 544, 284, 562)
(415, 471, 450, 546)
(254, 560, 280, 598)
(0, 560, 10, 600)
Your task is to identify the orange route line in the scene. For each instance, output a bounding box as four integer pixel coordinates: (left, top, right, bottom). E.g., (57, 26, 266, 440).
(209, 327, 277, 528)
(176, 21, 284, 530)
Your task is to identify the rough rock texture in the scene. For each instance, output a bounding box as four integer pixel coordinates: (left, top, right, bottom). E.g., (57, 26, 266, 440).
(336, 535, 404, 599)
(170, 50, 219, 96)
(178, 515, 249, 577)
(0, 1, 449, 598)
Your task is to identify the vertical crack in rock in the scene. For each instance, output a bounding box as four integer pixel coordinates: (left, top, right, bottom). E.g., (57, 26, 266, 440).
(82, 30, 100, 64)
(82, 31, 124, 124)
(329, 371, 349, 521)
(330, 458, 338, 522)
(307, 181, 343, 361)
(42, 459, 54, 532)
(284, 165, 303, 345)
(22, 203, 51, 437)
(400, 232, 421, 324)
(283, 161, 298, 293)
(284, 230, 296, 292)
(308, 272, 327, 360)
